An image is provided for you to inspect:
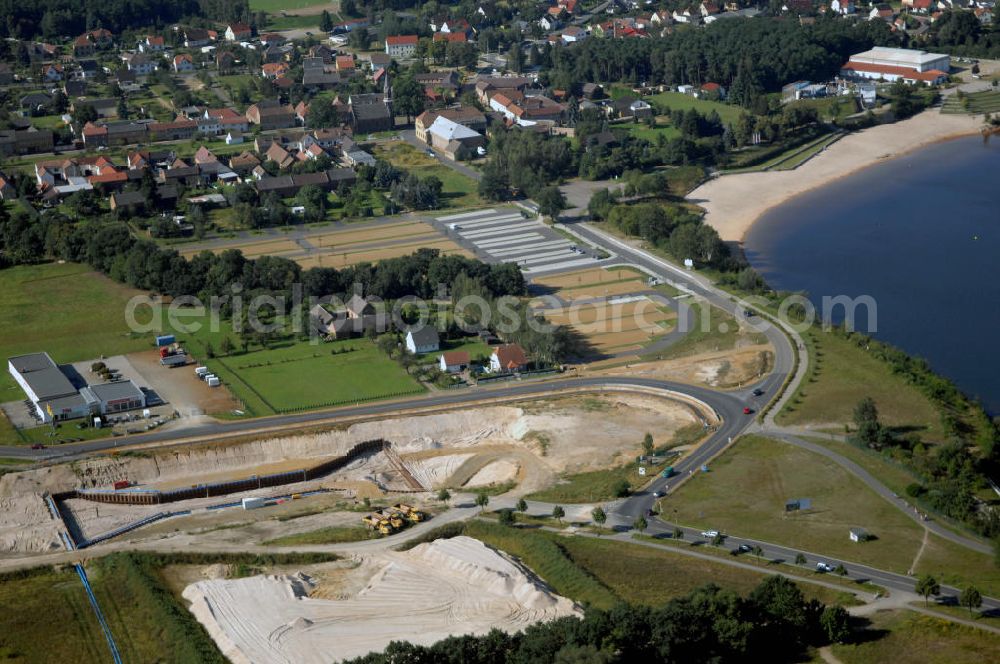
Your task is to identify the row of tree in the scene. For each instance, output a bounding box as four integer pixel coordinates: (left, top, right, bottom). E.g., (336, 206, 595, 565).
(344, 574, 854, 663)
(540, 17, 898, 106)
(0, 0, 249, 40)
(0, 205, 526, 305)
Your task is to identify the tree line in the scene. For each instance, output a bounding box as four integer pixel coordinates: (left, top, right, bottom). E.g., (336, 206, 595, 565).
(0, 204, 526, 307)
(0, 0, 249, 40)
(344, 575, 854, 664)
(541, 17, 898, 105)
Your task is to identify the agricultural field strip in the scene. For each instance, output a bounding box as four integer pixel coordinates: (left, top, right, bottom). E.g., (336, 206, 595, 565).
(183, 234, 459, 263)
(179, 223, 446, 257)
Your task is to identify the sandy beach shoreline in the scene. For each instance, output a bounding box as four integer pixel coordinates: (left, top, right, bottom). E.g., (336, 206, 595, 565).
(689, 110, 986, 243)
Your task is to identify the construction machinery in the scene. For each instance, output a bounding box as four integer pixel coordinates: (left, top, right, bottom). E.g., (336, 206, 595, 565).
(381, 510, 405, 530)
(362, 514, 393, 536)
(393, 503, 426, 523)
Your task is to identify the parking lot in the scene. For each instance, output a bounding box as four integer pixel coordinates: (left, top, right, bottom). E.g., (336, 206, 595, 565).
(431, 209, 603, 274)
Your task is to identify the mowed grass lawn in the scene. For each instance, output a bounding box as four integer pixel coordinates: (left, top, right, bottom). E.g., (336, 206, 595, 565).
(374, 142, 484, 209)
(249, 0, 329, 11)
(176, 329, 424, 414)
(0, 263, 153, 401)
(625, 118, 682, 143)
(667, 435, 926, 574)
(778, 328, 948, 440)
(831, 610, 1000, 664)
(645, 91, 744, 125)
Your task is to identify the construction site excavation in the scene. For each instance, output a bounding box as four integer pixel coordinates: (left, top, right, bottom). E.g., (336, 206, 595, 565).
(0, 391, 708, 661)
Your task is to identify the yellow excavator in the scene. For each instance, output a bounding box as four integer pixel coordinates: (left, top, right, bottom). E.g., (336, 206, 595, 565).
(361, 514, 393, 536)
(381, 509, 405, 530)
(393, 503, 426, 523)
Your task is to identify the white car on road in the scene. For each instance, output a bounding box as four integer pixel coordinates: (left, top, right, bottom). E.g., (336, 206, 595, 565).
(815, 562, 834, 573)
(700, 530, 719, 538)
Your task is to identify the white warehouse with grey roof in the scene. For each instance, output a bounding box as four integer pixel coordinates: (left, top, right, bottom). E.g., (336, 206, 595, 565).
(8, 352, 145, 423)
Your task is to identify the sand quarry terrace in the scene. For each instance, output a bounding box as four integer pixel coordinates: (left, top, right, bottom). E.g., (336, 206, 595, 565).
(0, 394, 700, 554)
(184, 536, 581, 664)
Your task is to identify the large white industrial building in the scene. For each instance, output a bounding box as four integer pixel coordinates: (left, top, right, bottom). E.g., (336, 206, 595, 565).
(8, 352, 145, 423)
(841, 47, 950, 84)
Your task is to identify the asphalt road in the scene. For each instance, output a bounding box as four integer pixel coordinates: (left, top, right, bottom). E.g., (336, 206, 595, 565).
(0, 375, 751, 461)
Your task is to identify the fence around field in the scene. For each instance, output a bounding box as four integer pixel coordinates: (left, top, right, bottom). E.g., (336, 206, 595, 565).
(58, 439, 390, 506)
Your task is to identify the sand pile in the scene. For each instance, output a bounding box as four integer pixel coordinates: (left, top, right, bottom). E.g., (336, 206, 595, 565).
(0, 495, 61, 553)
(464, 460, 520, 487)
(183, 536, 581, 663)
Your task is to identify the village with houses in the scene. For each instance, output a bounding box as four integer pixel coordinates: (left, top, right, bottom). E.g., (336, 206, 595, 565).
(0, 0, 999, 662)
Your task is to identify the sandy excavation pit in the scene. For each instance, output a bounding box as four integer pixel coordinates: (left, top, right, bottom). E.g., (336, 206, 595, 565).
(0, 393, 701, 554)
(183, 536, 582, 664)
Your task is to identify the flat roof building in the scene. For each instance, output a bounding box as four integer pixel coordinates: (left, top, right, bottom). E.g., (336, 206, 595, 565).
(848, 47, 950, 73)
(842, 47, 950, 85)
(8, 352, 146, 423)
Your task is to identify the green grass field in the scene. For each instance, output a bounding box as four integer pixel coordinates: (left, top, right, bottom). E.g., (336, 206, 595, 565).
(624, 118, 682, 143)
(176, 330, 425, 415)
(777, 327, 949, 441)
(374, 142, 484, 209)
(831, 610, 1000, 664)
(264, 14, 324, 30)
(667, 435, 926, 575)
(558, 535, 857, 608)
(0, 568, 109, 662)
(785, 96, 859, 122)
(0, 264, 154, 401)
(645, 91, 744, 125)
(249, 0, 329, 12)
(464, 520, 857, 610)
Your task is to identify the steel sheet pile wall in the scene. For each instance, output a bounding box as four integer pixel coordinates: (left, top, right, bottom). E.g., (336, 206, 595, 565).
(72, 439, 390, 506)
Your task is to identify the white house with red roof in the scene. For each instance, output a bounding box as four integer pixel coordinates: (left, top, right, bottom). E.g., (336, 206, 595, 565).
(385, 35, 419, 58)
(173, 54, 195, 72)
(489, 344, 528, 373)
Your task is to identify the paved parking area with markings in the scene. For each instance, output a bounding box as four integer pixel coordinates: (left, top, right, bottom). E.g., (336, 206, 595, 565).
(431, 209, 604, 274)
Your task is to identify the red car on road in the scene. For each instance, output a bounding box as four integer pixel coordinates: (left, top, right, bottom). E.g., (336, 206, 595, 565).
(743, 407, 754, 415)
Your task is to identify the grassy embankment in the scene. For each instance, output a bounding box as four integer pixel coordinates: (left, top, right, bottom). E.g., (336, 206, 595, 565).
(831, 610, 1000, 664)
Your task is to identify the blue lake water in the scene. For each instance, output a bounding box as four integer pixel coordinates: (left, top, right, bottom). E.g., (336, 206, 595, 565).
(744, 134, 1000, 414)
